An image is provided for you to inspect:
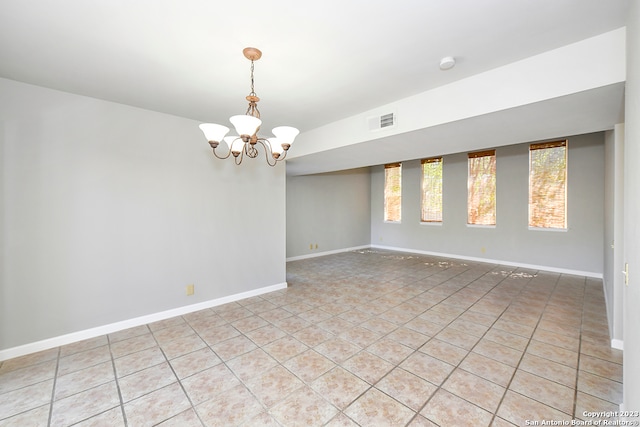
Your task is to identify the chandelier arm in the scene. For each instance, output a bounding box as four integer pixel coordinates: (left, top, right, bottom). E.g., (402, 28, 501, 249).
(257, 139, 278, 167)
(234, 147, 244, 165)
(211, 145, 233, 160)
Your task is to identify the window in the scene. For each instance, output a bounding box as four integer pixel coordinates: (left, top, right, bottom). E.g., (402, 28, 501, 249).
(384, 163, 402, 222)
(421, 157, 443, 222)
(529, 140, 567, 229)
(467, 150, 496, 225)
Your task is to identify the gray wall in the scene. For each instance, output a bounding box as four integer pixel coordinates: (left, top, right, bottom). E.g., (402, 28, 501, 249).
(286, 169, 371, 259)
(0, 78, 286, 351)
(371, 133, 605, 275)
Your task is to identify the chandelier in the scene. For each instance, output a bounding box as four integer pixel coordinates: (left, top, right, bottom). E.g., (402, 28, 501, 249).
(199, 47, 299, 166)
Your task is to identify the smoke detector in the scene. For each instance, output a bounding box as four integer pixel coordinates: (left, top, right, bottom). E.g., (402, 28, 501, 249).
(440, 56, 456, 70)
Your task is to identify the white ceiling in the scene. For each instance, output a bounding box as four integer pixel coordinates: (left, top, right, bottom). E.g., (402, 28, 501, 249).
(0, 0, 630, 174)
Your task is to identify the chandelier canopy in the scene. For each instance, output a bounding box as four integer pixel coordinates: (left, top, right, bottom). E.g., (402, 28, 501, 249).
(199, 47, 299, 166)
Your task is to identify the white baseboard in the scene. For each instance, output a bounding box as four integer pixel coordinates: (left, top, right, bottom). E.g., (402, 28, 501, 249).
(370, 244, 604, 278)
(0, 282, 287, 362)
(286, 245, 370, 262)
(611, 339, 624, 350)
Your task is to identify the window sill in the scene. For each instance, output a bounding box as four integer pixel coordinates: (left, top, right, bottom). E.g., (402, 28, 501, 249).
(420, 221, 443, 226)
(466, 224, 496, 229)
(384, 220, 402, 224)
(528, 226, 567, 232)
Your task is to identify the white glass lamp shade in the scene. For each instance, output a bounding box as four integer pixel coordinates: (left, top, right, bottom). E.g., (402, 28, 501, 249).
(271, 126, 299, 146)
(199, 123, 229, 142)
(268, 138, 285, 155)
(230, 115, 261, 137)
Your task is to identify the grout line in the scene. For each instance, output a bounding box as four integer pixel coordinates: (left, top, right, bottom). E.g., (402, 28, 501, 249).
(107, 333, 129, 427)
(46, 347, 61, 427)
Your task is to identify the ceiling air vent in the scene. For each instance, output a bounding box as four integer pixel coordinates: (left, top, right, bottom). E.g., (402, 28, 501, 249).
(368, 112, 396, 131)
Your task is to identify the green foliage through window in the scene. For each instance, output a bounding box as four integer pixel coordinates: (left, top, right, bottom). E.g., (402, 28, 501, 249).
(384, 163, 402, 222)
(421, 158, 443, 222)
(468, 150, 496, 225)
(529, 141, 567, 229)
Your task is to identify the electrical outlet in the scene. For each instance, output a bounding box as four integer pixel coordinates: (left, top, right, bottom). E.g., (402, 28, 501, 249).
(315, 243, 318, 249)
(310, 243, 313, 250)
(186, 284, 195, 296)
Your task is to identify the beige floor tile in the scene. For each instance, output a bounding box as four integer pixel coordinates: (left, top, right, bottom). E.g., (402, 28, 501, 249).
(405, 317, 444, 336)
(283, 349, 336, 383)
(580, 341, 624, 365)
(262, 336, 309, 363)
(458, 352, 514, 388)
(0, 379, 54, 420)
(531, 328, 580, 352)
(73, 407, 126, 427)
(209, 334, 257, 361)
(484, 328, 529, 352)
(400, 352, 455, 386)
(311, 366, 370, 410)
(195, 383, 262, 427)
(243, 323, 287, 347)
(54, 360, 115, 400)
(443, 368, 506, 412)
(155, 408, 202, 427)
(497, 390, 572, 425)
(376, 367, 438, 411)
(338, 326, 382, 349)
(314, 337, 361, 364)
(448, 318, 492, 337)
(118, 362, 177, 403)
(0, 359, 57, 395)
(110, 334, 157, 359)
(226, 348, 278, 382)
(59, 336, 109, 358)
(159, 333, 206, 360)
(509, 370, 575, 414)
(366, 337, 414, 365)
(421, 389, 493, 426)
(385, 327, 431, 349)
(573, 391, 620, 420)
(272, 315, 312, 334)
(519, 353, 577, 388)
(181, 363, 241, 405)
(324, 412, 360, 426)
(152, 323, 195, 345)
(292, 325, 334, 347)
(434, 327, 480, 351)
(270, 385, 338, 427)
(51, 381, 120, 426)
(419, 338, 468, 366)
(577, 370, 623, 404)
(345, 387, 415, 426)
(473, 339, 523, 368)
(245, 365, 305, 408)
(0, 403, 50, 427)
(579, 354, 623, 382)
(169, 347, 221, 379)
(343, 351, 394, 384)
(231, 315, 269, 334)
(57, 345, 112, 376)
(114, 346, 166, 378)
(526, 340, 579, 368)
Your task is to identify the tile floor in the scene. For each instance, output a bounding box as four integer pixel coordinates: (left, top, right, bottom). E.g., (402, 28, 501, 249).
(0, 250, 624, 426)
